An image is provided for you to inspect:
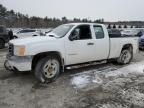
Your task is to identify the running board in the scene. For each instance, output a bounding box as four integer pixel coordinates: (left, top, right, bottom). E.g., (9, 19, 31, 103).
(66, 60, 107, 69)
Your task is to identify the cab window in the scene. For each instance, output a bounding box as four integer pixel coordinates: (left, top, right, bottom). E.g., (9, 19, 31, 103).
(71, 25, 92, 40)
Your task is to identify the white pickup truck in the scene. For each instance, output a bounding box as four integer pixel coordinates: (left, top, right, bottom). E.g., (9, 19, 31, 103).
(4, 23, 138, 83)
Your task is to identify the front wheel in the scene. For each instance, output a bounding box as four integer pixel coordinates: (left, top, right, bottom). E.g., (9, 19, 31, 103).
(35, 56, 61, 83)
(117, 49, 133, 64)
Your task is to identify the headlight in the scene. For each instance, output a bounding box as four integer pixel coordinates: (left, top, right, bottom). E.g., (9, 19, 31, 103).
(15, 46, 25, 56)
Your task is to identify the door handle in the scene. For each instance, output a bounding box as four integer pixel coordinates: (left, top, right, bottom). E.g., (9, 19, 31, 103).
(87, 43, 94, 45)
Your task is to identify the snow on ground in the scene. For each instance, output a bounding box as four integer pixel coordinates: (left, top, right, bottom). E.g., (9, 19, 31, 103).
(71, 61, 144, 89)
(105, 61, 144, 78)
(69, 60, 144, 108)
(71, 72, 103, 88)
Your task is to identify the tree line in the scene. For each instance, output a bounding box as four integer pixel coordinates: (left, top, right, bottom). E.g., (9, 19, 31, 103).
(0, 4, 105, 28)
(0, 4, 144, 28)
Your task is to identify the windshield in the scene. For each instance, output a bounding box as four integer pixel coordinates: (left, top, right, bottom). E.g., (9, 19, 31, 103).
(50, 24, 74, 38)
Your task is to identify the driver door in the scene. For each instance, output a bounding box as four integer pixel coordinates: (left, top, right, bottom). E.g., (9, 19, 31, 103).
(65, 25, 95, 65)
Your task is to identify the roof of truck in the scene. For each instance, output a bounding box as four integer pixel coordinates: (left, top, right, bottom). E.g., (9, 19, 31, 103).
(64, 23, 104, 26)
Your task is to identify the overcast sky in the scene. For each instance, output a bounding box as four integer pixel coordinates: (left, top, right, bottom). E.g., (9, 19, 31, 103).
(0, 0, 144, 21)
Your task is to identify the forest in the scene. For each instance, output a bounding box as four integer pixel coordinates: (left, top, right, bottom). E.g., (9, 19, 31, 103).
(0, 4, 144, 28)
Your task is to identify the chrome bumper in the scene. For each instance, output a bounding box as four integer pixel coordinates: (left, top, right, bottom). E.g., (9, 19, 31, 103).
(4, 55, 33, 72)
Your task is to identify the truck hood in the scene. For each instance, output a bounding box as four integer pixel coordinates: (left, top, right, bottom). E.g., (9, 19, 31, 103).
(10, 36, 57, 45)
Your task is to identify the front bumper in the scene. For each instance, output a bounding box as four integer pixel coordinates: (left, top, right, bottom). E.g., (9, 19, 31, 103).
(4, 55, 33, 72)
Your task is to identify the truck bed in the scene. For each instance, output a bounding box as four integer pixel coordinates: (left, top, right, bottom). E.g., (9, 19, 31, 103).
(109, 37, 138, 59)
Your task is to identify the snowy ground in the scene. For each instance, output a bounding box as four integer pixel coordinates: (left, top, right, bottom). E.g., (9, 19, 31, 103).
(0, 48, 144, 108)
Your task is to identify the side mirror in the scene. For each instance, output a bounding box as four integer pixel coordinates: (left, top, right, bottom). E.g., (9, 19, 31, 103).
(69, 35, 75, 41)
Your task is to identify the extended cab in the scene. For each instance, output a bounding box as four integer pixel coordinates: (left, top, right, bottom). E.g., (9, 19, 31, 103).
(4, 23, 138, 83)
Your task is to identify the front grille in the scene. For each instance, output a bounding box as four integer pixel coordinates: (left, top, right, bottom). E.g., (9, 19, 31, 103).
(8, 43, 14, 56)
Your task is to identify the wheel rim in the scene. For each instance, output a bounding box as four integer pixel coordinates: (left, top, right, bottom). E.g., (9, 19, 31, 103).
(121, 50, 131, 63)
(42, 59, 59, 78)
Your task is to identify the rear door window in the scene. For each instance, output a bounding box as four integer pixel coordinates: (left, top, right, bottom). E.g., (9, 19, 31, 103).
(93, 26, 104, 39)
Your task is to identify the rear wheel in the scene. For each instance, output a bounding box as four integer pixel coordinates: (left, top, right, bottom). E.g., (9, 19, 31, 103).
(0, 39, 5, 49)
(35, 56, 61, 83)
(117, 48, 133, 64)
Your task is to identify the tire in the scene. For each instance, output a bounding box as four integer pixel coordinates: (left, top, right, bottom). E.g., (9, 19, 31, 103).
(117, 49, 133, 64)
(35, 56, 61, 83)
(0, 39, 5, 49)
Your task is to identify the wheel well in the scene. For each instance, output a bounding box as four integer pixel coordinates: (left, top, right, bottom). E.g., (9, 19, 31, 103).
(32, 51, 63, 70)
(122, 44, 133, 52)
